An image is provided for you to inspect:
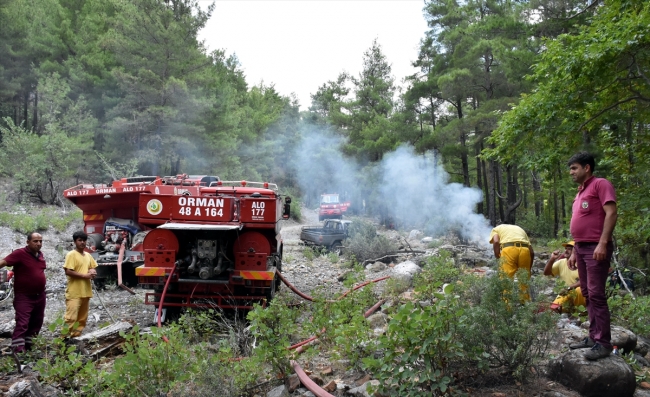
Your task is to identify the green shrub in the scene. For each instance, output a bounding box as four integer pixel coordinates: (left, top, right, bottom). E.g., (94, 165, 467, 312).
(247, 293, 299, 377)
(303, 247, 315, 261)
(0, 207, 81, 234)
(104, 324, 201, 396)
(413, 250, 461, 299)
(362, 287, 469, 396)
(35, 319, 104, 396)
(459, 270, 556, 381)
(609, 293, 650, 337)
(345, 219, 398, 263)
(307, 283, 376, 368)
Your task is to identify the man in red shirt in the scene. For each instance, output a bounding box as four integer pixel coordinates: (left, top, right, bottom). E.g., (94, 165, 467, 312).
(0, 232, 47, 353)
(566, 152, 617, 360)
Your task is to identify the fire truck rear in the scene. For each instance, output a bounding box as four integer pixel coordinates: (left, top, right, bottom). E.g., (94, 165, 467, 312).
(63, 175, 291, 320)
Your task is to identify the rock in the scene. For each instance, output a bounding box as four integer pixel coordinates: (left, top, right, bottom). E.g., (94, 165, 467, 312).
(548, 350, 636, 397)
(611, 325, 637, 353)
(408, 230, 422, 240)
(393, 261, 421, 278)
(319, 366, 333, 376)
(286, 374, 301, 392)
(266, 385, 289, 397)
(456, 251, 489, 268)
(420, 237, 434, 244)
(308, 374, 324, 386)
(366, 262, 387, 272)
(355, 374, 372, 386)
(323, 380, 337, 392)
(640, 381, 650, 389)
(634, 353, 650, 367)
(0, 320, 15, 337)
(635, 388, 650, 397)
(347, 380, 380, 396)
(636, 336, 650, 357)
(366, 312, 388, 329)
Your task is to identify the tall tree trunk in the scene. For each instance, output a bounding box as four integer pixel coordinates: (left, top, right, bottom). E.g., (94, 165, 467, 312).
(533, 170, 542, 217)
(456, 100, 470, 187)
(487, 159, 496, 225)
(32, 91, 38, 132)
(553, 171, 559, 237)
(475, 143, 483, 214)
(496, 164, 505, 222)
(506, 165, 517, 223)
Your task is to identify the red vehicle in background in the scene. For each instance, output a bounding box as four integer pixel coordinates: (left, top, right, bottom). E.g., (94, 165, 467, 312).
(318, 193, 351, 221)
(63, 174, 291, 321)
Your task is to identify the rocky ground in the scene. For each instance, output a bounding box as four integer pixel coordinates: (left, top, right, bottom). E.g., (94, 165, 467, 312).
(0, 205, 648, 396)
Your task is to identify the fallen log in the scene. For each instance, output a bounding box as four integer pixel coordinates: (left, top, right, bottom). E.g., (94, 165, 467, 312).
(74, 321, 133, 359)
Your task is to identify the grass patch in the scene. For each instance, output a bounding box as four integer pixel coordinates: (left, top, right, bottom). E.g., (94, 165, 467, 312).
(0, 207, 81, 233)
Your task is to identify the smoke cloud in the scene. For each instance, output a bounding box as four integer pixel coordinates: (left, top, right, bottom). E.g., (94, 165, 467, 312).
(293, 128, 492, 247)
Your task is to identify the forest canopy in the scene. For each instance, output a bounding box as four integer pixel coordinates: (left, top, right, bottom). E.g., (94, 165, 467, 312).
(1, 0, 650, 265)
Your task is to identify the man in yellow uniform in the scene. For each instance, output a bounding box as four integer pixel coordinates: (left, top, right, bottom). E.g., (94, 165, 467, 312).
(63, 231, 97, 337)
(544, 241, 586, 312)
(489, 224, 535, 278)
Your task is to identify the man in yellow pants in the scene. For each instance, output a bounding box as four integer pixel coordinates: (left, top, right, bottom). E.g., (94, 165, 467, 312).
(490, 224, 534, 278)
(543, 241, 586, 312)
(63, 231, 97, 337)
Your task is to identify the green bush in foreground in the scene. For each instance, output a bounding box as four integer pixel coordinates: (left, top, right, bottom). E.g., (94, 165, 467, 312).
(362, 286, 469, 396)
(460, 270, 556, 382)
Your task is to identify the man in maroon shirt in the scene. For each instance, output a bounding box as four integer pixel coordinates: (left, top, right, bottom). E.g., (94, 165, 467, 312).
(566, 152, 617, 360)
(0, 232, 47, 353)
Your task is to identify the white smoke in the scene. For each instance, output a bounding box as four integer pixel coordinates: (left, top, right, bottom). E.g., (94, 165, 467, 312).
(293, 129, 492, 246)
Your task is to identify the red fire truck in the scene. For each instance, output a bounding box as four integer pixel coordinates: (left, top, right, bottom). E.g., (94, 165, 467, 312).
(63, 174, 291, 320)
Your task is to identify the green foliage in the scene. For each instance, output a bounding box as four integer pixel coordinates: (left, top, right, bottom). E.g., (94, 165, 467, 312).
(0, 207, 80, 234)
(460, 270, 556, 381)
(35, 318, 103, 396)
(382, 276, 411, 297)
(104, 324, 200, 396)
(247, 293, 299, 376)
(413, 250, 461, 299)
(303, 247, 315, 262)
(307, 284, 376, 368)
(345, 219, 398, 263)
(362, 291, 468, 396)
(608, 293, 650, 337)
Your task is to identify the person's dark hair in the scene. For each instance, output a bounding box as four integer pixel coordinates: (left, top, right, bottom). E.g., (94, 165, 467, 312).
(27, 232, 39, 241)
(567, 152, 596, 172)
(73, 231, 88, 241)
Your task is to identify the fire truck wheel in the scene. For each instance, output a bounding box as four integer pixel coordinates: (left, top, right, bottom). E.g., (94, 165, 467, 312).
(266, 278, 276, 301)
(318, 215, 323, 222)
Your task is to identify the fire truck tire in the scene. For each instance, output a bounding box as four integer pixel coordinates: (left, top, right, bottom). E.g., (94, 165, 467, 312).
(152, 290, 182, 324)
(318, 215, 323, 222)
(267, 277, 276, 301)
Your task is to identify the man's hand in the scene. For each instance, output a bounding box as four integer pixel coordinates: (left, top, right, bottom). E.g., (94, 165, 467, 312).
(550, 250, 561, 261)
(87, 268, 97, 280)
(593, 242, 607, 261)
(567, 250, 577, 270)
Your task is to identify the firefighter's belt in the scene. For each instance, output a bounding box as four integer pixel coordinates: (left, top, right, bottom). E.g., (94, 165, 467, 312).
(501, 242, 530, 249)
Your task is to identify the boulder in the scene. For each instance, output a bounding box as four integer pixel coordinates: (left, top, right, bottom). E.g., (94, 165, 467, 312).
(611, 325, 637, 354)
(366, 262, 387, 272)
(266, 385, 289, 397)
(408, 230, 422, 240)
(456, 251, 489, 267)
(366, 312, 388, 329)
(636, 336, 650, 357)
(393, 261, 421, 278)
(346, 380, 380, 397)
(548, 350, 636, 397)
